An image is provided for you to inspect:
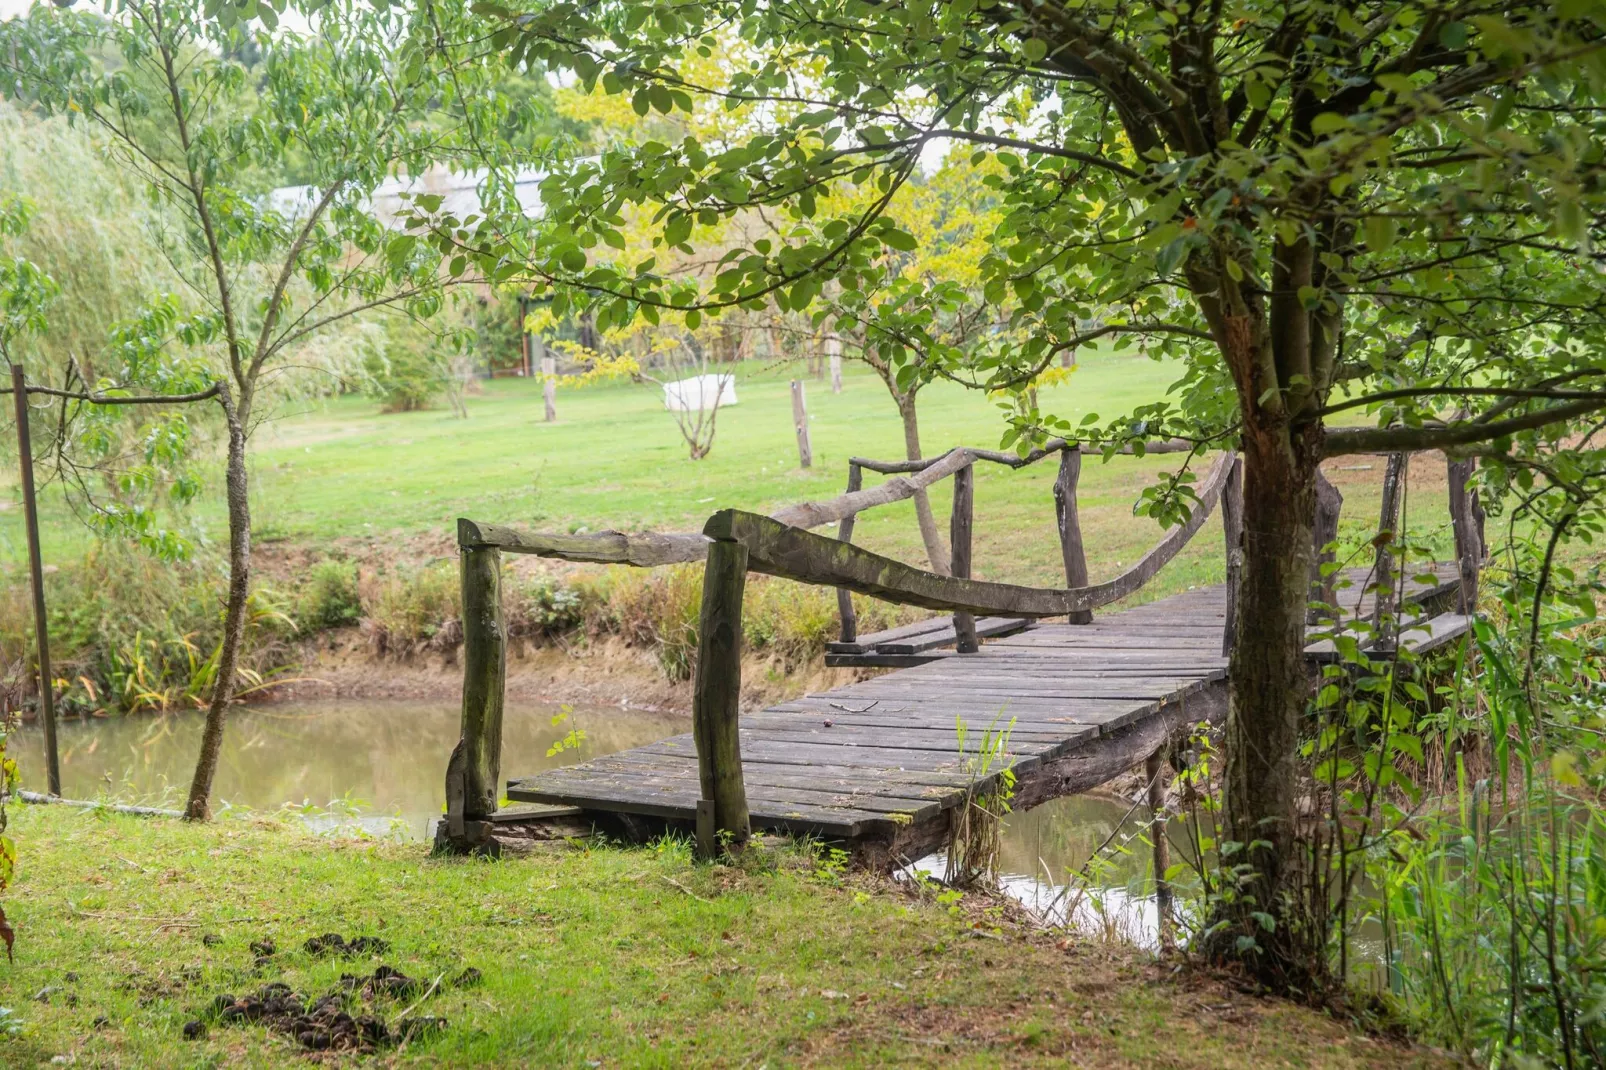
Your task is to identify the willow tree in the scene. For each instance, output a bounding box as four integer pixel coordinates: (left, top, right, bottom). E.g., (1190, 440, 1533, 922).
(450, 0, 1606, 982)
(0, 0, 506, 818)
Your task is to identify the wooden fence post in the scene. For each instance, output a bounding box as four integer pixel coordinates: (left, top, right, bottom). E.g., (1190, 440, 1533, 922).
(693, 537, 751, 854)
(835, 463, 863, 645)
(1221, 455, 1244, 657)
(10, 364, 60, 796)
(826, 331, 843, 394)
(950, 462, 978, 652)
(790, 380, 812, 469)
(1374, 452, 1408, 632)
(442, 535, 505, 852)
(1054, 449, 1093, 624)
(1145, 748, 1174, 950)
(541, 341, 556, 423)
(1447, 456, 1482, 613)
(1309, 468, 1343, 623)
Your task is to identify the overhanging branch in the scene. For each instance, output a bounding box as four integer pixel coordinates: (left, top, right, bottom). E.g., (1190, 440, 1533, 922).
(1321, 397, 1606, 457)
(0, 382, 223, 405)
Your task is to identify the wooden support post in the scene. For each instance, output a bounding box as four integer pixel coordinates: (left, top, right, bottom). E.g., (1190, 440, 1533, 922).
(1145, 748, 1174, 950)
(10, 364, 60, 797)
(693, 538, 751, 854)
(1309, 468, 1343, 623)
(518, 296, 531, 377)
(442, 539, 505, 852)
(790, 380, 812, 469)
(1221, 455, 1244, 657)
(835, 464, 862, 645)
(1053, 449, 1093, 625)
(541, 345, 557, 423)
(1447, 456, 1482, 614)
(950, 463, 978, 653)
(1374, 452, 1408, 632)
(826, 331, 843, 394)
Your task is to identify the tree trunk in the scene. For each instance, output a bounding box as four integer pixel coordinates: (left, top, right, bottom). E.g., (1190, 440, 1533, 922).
(185, 398, 252, 821)
(1215, 421, 1322, 982)
(894, 390, 950, 575)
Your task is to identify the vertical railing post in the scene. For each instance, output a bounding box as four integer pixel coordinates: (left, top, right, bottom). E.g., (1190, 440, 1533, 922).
(1374, 452, 1408, 633)
(10, 364, 60, 796)
(693, 537, 751, 856)
(1309, 468, 1343, 623)
(1221, 455, 1244, 657)
(1447, 456, 1482, 614)
(541, 342, 557, 423)
(790, 380, 812, 469)
(835, 463, 863, 645)
(950, 462, 978, 653)
(442, 525, 506, 852)
(1145, 748, 1174, 950)
(1054, 448, 1093, 625)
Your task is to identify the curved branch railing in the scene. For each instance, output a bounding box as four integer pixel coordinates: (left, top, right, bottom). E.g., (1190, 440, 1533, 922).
(704, 450, 1236, 617)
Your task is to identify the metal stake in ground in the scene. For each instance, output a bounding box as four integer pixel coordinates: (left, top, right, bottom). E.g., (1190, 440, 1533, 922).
(9, 363, 61, 796)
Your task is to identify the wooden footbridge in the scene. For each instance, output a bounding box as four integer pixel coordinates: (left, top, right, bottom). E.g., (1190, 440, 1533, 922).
(438, 441, 1483, 863)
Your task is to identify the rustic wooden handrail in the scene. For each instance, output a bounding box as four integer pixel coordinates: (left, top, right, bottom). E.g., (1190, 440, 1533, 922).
(456, 437, 1208, 567)
(850, 436, 1198, 474)
(705, 451, 1236, 618)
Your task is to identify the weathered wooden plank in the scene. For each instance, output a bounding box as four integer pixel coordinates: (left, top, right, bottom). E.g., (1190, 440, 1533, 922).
(705, 451, 1236, 618)
(639, 736, 1039, 774)
(1055, 449, 1093, 625)
(1373, 452, 1409, 631)
(520, 764, 946, 821)
(826, 614, 955, 653)
(834, 462, 863, 645)
(560, 753, 961, 802)
(1447, 457, 1482, 613)
(693, 538, 751, 845)
(443, 544, 505, 847)
(458, 520, 708, 565)
(1309, 468, 1343, 622)
(949, 462, 978, 652)
(873, 616, 1032, 654)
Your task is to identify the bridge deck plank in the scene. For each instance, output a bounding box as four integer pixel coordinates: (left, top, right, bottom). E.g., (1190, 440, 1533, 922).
(505, 565, 1463, 842)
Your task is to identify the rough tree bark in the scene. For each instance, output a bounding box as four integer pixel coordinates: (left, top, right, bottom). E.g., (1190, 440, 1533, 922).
(1218, 419, 1322, 977)
(185, 390, 251, 820)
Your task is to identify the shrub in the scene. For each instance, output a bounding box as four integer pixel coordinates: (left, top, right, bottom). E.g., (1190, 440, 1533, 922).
(509, 575, 590, 638)
(360, 561, 461, 654)
(361, 318, 452, 412)
(296, 559, 361, 632)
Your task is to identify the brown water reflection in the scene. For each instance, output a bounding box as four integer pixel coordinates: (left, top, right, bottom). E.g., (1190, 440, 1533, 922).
(12, 700, 686, 839)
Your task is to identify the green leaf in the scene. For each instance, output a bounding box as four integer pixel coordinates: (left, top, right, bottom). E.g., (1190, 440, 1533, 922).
(1363, 216, 1397, 253)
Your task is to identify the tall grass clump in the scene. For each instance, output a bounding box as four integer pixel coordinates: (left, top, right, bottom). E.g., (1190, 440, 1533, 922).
(0, 542, 295, 714)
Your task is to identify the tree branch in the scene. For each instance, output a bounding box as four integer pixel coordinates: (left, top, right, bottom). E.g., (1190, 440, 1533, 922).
(0, 382, 222, 405)
(1321, 397, 1606, 457)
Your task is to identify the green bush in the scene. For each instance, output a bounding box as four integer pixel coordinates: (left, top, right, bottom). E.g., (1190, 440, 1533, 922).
(361, 561, 460, 653)
(361, 318, 451, 412)
(295, 559, 361, 632)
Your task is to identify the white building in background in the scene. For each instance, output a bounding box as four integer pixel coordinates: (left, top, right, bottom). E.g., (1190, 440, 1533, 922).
(266, 165, 547, 227)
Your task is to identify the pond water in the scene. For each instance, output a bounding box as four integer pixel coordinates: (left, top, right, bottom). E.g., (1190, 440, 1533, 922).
(12, 700, 1168, 937)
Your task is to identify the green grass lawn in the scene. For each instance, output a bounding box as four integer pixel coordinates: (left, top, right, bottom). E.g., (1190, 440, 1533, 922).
(3, 348, 1458, 599)
(0, 804, 1450, 1068)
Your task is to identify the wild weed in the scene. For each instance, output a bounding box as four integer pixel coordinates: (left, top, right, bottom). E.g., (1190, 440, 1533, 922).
(944, 715, 1017, 889)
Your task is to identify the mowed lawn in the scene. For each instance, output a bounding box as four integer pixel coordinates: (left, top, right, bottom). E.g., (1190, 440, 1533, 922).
(4, 349, 1456, 599)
